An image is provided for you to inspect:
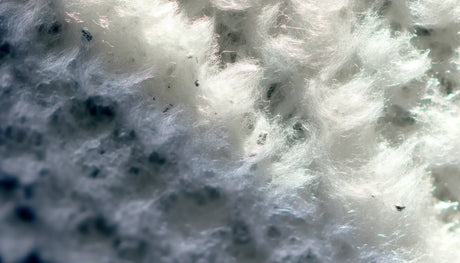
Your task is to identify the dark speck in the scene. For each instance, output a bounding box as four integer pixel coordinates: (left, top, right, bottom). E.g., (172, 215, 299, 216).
(257, 133, 267, 145)
(414, 25, 432, 36)
(89, 168, 100, 178)
(267, 84, 276, 100)
(86, 97, 114, 118)
(194, 80, 200, 87)
(14, 205, 36, 223)
(226, 32, 241, 44)
(19, 251, 44, 263)
(0, 42, 11, 59)
(148, 152, 166, 165)
(68, 96, 117, 129)
(293, 122, 303, 131)
(94, 216, 116, 236)
(163, 104, 173, 113)
(395, 205, 406, 211)
(382, 0, 392, 9)
(48, 22, 62, 35)
(81, 28, 93, 42)
(204, 186, 220, 200)
(0, 172, 19, 192)
(440, 77, 453, 94)
(129, 130, 136, 139)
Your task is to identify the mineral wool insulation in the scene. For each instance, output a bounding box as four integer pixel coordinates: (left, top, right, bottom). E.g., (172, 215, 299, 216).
(0, 0, 459, 262)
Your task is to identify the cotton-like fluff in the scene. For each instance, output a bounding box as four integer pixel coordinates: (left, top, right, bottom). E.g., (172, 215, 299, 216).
(0, 0, 459, 262)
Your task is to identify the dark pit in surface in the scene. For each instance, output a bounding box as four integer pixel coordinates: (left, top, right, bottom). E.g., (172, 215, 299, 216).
(17, 251, 46, 263)
(0, 171, 19, 192)
(0, 42, 11, 59)
(14, 205, 36, 223)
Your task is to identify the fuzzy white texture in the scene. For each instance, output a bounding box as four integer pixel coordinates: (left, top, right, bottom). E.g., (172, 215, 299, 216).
(0, 0, 459, 262)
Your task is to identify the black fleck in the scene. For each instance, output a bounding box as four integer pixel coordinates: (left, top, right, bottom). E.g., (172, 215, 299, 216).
(395, 205, 406, 211)
(0, 172, 19, 192)
(19, 251, 44, 263)
(86, 97, 115, 118)
(81, 28, 93, 41)
(226, 32, 241, 43)
(204, 186, 220, 200)
(293, 122, 303, 131)
(94, 216, 116, 236)
(77, 215, 116, 236)
(257, 133, 267, 145)
(14, 205, 36, 223)
(68, 96, 117, 129)
(414, 25, 432, 36)
(48, 22, 62, 35)
(89, 168, 100, 178)
(267, 84, 276, 100)
(194, 80, 200, 87)
(149, 152, 166, 165)
(440, 77, 453, 94)
(162, 104, 173, 113)
(0, 42, 10, 59)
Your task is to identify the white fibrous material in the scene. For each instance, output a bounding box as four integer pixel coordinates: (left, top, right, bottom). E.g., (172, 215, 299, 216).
(0, 0, 459, 262)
